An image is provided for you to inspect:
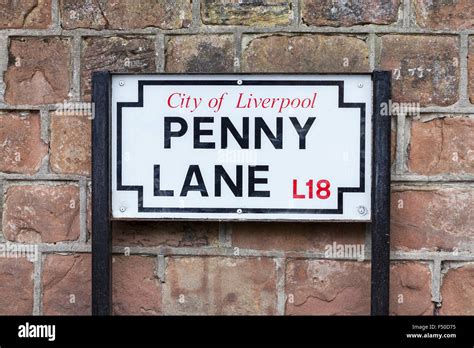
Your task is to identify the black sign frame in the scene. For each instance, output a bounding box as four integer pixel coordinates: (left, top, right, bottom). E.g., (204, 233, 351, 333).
(91, 71, 391, 316)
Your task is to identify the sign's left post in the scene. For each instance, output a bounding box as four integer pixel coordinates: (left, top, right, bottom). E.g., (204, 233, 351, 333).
(91, 71, 112, 316)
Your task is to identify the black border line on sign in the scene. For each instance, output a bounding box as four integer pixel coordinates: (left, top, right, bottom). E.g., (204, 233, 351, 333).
(116, 80, 366, 214)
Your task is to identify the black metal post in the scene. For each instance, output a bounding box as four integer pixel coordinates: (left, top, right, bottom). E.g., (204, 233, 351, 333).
(91, 71, 112, 316)
(371, 71, 392, 316)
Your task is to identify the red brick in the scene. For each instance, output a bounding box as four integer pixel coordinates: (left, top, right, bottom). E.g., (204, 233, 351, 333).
(0, 0, 52, 29)
(42, 254, 91, 315)
(0, 257, 34, 315)
(390, 262, 433, 315)
(5, 37, 71, 105)
(232, 222, 365, 252)
(302, 0, 401, 27)
(0, 112, 47, 174)
(113, 256, 161, 315)
(81, 36, 156, 100)
(391, 189, 474, 252)
(113, 221, 219, 248)
(408, 117, 474, 175)
(242, 35, 369, 72)
(50, 114, 91, 175)
(3, 185, 80, 243)
(287, 260, 434, 315)
(201, 0, 292, 26)
(285, 260, 370, 315)
(60, 0, 192, 30)
(166, 35, 234, 73)
(440, 263, 474, 315)
(414, 0, 474, 30)
(380, 35, 459, 107)
(163, 256, 277, 315)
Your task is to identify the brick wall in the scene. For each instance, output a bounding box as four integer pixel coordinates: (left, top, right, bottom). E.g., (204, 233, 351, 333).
(0, 0, 473, 316)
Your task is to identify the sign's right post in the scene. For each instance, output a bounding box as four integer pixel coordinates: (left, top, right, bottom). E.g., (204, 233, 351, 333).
(371, 70, 392, 316)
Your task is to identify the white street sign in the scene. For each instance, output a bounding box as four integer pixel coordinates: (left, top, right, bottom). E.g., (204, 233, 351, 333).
(111, 74, 373, 221)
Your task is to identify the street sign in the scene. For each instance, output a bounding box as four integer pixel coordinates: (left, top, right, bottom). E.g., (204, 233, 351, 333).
(111, 74, 373, 221)
(93, 71, 391, 315)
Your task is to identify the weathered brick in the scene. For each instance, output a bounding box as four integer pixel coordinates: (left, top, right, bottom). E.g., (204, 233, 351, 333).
(42, 254, 91, 315)
(469, 37, 474, 104)
(301, 0, 400, 27)
(201, 0, 292, 26)
(81, 36, 156, 100)
(60, 0, 192, 30)
(414, 0, 474, 30)
(166, 35, 234, 73)
(390, 262, 433, 315)
(3, 185, 80, 243)
(440, 263, 474, 315)
(285, 260, 370, 315)
(5, 37, 71, 105)
(379, 35, 459, 107)
(286, 261, 432, 315)
(391, 189, 474, 252)
(242, 35, 369, 72)
(0, 257, 34, 315)
(50, 114, 91, 175)
(113, 221, 219, 248)
(232, 222, 365, 252)
(0, 112, 47, 174)
(113, 256, 161, 315)
(0, 0, 52, 29)
(408, 117, 474, 175)
(163, 256, 277, 315)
